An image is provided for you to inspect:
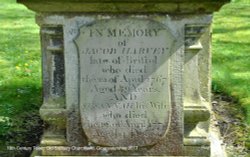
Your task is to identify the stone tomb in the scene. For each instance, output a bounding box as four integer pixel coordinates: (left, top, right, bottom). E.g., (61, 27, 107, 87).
(18, 0, 230, 156)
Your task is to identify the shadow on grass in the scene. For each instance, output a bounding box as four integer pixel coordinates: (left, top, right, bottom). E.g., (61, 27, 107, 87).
(0, 82, 44, 157)
(213, 41, 250, 60)
(213, 26, 250, 34)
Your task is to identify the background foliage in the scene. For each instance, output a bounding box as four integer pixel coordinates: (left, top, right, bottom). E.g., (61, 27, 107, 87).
(0, 0, 42, 156)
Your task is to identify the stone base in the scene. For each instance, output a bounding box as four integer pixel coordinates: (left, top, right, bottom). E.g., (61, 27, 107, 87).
(31, 144, 210, 157)
(34, 156, 206, 157)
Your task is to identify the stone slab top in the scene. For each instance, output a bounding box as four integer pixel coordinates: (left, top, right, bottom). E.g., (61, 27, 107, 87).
(17, 0, 230, 13)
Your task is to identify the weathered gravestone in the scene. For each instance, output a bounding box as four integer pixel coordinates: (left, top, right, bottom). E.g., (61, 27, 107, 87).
(17, 0, 230, 156)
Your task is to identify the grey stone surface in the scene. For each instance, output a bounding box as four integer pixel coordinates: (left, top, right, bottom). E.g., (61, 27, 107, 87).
(75, 19, 174, 146)
(61, 15, 184, 155)
(35, 14, 212, 156)
(17, 0, 230, 13)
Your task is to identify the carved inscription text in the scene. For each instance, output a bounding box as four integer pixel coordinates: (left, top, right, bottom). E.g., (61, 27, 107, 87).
(75, 19, 175, 146)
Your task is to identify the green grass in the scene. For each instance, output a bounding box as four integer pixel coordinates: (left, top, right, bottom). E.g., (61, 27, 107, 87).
(212, 0, 250, 148)
(212, 0, 250, 124)
(0, 0, 42, 154)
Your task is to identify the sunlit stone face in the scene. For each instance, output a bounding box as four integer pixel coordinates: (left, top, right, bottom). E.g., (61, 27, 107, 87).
(75, 19, 176, 146)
